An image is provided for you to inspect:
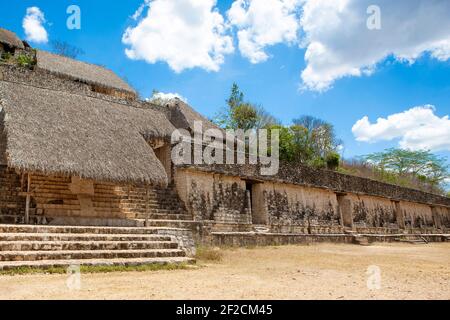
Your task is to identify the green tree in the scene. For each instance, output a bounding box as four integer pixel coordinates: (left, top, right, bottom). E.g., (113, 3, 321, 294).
(364, 148, 449, 191)
(214, 83, 278, 130)
(293, 115, 342, 159)
(266, 123, 341, 169)
(226, 82, 244, 110)
(230, 103, 259, 131)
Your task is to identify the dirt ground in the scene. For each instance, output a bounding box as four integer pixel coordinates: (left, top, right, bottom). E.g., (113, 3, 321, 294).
(0, 243, 449, 300)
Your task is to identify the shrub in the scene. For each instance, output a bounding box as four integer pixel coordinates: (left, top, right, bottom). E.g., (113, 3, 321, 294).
(16, 54, 34, 68)
(1, 52, 12, 61)
(326, 152, 340, 170)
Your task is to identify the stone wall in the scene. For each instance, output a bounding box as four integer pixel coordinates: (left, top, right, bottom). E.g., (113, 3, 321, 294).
(0, 169, 178, 224)
(0, 111, 6, 165)
(180, 164, 450, 207)
(174, 169, 252, 224)
(259, 182, 341, 233)
(0, 166, 25, 223)
(175, 167, 450, 233)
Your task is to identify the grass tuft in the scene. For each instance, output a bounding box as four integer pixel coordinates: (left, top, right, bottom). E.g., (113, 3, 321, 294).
(0, 263, 194, 276)
(195, 246, 223, 262)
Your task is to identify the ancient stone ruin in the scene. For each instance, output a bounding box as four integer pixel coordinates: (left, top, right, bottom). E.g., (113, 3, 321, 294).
(0, 28, 449, 270)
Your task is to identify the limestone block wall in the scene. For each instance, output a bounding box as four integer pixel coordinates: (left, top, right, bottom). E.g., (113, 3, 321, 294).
(260, 182, 340, 228)
(28, 174, 134, 221)
(345, 194, 397, 229)
(433, 206, 450, 229)
(400, 201, 434, 229)
(174, 169, 251, 224)
(175, 167, 450, 233)
(0, 170, 169, 223)
(0, 166, 25, 223)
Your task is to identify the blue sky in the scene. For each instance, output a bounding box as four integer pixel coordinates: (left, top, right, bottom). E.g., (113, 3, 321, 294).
(1, 0, 450, 163)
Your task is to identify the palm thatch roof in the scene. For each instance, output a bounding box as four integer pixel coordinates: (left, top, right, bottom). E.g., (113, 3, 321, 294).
(165, 98, 222, 133)
(0, 81, 176, 186)
(36, 50, 136, 95)
(0, 28, 24, 50)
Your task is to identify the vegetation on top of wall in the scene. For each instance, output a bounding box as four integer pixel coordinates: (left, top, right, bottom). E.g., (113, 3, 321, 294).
(213, 82, 280, 130)
(16, 53, 35, 68)
(340, 149, 449, 195)
(214, 83, 449, 195)
(0, 50, 36, 69)
(214, 83, 342, 170)
(0, 51, 12, 62)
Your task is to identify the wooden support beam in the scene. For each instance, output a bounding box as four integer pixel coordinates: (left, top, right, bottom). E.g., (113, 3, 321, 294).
(25, 173, 31, 224)
(145, 188, 149, 227)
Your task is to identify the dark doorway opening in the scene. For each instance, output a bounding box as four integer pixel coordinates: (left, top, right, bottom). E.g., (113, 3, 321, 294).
(245, 180, 267, 225)
(337, 194, 353, 229)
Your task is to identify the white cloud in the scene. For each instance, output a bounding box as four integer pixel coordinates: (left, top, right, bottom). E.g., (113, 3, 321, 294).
(227, 0, 301, 63)
(123, 0, 234, 72)
(22, 7, 48, 44)
(300, 0, 450, 91)
(352, 105, 450, 152)
(147, 92, 188, 103)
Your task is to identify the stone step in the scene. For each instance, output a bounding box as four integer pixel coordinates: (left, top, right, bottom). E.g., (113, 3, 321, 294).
(130, 207, 187, 214)
(0, 256, 195, 271)
(0, 224, 170, 235)
(141, 220, 198, 229)
(135, 213, 192, 220)
(0, 241, 178, 251)
(0, 233, 173, 242)
(353, 236, 370, 246)
(0, 249, 186, 262)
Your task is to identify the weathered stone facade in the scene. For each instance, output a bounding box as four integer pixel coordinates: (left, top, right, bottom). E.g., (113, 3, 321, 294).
(174, 165, 450, 236)
(175, 169, 252, 224)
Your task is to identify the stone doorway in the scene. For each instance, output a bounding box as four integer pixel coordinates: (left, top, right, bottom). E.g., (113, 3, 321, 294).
(153, 144, 172, 183)
(337, 194, 353, 228)
(246, 181, 267, 225)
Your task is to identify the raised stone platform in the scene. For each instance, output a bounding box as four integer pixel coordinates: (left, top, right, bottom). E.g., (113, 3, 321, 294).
(0, 224, 195, 271)
(207, 231, 450, 247)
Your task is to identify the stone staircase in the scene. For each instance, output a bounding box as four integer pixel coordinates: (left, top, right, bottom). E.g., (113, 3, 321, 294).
(122, 186, 197, 229)
(352, 235, 370, 246)
(0, 224, 195, 271)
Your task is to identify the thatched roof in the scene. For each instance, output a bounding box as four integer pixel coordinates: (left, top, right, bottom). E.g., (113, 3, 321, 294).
(165, 99, 222, 133)
(0, 28, 24, 50)
(0, 81, 176, 186)
(163, 99, 242, 146)
(36, 50, 136, 95)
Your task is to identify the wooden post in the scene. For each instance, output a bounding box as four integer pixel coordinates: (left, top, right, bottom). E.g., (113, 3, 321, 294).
(25, 173, 31, 224)
(145, 188, 149, 227)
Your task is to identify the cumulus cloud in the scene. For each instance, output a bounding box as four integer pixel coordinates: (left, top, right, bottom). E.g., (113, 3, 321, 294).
(123, 0, 234, 72)
(352, 105, 450, 152)
(227, 0, 302, 63)
(147, 92, 188, 103)
(22, 7, 48, 44)
(300, 0, 450, 91)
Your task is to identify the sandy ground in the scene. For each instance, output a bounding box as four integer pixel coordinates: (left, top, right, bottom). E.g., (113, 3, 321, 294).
(0, 243, 449, 300)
